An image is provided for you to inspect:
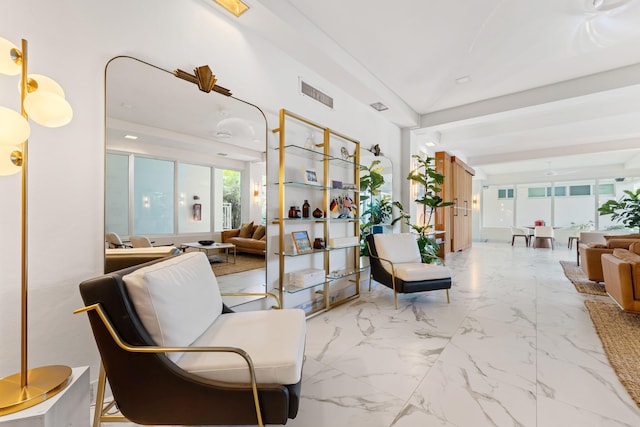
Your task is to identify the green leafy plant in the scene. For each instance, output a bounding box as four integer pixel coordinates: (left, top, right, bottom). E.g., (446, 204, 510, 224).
(359, 160, 388, 257)
(392, 154, 452, 264)
(598, 188, 640, 232)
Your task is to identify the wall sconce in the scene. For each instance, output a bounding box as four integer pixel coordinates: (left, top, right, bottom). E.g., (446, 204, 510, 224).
(253, 183, 261, 204)
(0, 37, 73, 415)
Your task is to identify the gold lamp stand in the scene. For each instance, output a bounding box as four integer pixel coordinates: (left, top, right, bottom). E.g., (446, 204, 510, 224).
(0, 38, 72, 416)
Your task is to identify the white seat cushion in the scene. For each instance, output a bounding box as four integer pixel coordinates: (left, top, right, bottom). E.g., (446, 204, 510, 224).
(373, 233, 421, 264)
(177, 309, 306, 385)
(392, 262, 451, 282)
(123, 252, 222, 362)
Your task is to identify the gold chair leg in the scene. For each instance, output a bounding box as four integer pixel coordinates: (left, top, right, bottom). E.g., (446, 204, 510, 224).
(93, 362, 127, 427)
(446, 289, 450, 304)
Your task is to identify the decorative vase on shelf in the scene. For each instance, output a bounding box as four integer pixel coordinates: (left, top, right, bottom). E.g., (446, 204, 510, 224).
(302, 200, 310, 218)
(312, 208, 323, 218)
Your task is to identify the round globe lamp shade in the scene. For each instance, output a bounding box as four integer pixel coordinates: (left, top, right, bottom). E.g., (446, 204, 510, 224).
(24, 92, 73, 128)
(0, 106, 30, 146)
(0, 145, 22, 176)
(21, 74, 66, 98)
(0, 37, 21, 76)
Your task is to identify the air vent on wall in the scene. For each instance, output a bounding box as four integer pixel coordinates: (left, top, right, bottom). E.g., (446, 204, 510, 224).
(300, 80, 334, 109)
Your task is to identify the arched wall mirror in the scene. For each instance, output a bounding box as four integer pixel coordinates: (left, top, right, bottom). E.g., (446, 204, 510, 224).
(105, 56, 268, 307)
(360, 151, 393, 230)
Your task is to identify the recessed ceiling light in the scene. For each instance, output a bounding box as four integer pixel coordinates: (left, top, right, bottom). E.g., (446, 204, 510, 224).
(370, 102, 388, 112)
(213, 0, 249, 17)
(217, 152, 228, 157)
(455, 76, 472, 85)
(124, 134, 138, 140)
(425, 142, 436, 147)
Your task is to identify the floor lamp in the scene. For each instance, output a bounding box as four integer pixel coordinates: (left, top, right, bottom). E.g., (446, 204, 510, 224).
(0, 37, 74, 416)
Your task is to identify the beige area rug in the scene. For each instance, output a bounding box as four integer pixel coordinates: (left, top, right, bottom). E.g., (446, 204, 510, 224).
(559, 260, 607, 296)
(585, 300, 640, 408)
(211, 253, 265, 276)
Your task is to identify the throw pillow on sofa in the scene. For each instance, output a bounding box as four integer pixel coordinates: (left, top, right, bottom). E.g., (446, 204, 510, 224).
(252, 225, 265, 240)
(239, 222, 254, 238)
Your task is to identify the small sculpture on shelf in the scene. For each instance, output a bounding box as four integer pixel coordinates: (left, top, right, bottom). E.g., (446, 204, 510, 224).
(330, 194, 357, 219)
(313, 238, 325, 249)
(312, 208, 324, 218)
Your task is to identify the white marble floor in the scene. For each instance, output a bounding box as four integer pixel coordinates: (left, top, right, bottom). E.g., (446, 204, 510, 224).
(102, 242, 640, 426)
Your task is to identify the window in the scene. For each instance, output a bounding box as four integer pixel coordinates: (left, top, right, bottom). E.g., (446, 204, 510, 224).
(569, 185, 591, 196)
(134, 157, 175, 235)
(498, 188, 514, 199)
(528, 187, 546, 198)
(598, 183, 614, 195)
(105, 153, 129, 236)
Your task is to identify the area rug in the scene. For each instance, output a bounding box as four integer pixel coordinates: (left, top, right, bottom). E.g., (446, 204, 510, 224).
(559, 260, 607, 296)
(585, 300, 640, 408)
(211, 253, 265, 276)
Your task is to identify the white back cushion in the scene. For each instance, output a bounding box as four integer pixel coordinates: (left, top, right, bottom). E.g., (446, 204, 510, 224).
(374, 233, 421, 264)
(123, 252, 222, 362)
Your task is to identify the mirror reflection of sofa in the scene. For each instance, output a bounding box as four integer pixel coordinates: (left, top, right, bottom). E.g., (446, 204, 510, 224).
(578, 234, 640, 282)
(105, 247, 180, 273)
(602, 242, 640, 314)
(221, 222, 266, 255)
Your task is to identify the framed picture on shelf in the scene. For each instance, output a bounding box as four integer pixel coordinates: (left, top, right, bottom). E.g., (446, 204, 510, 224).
(303, 168, 318, 185)
(292, 230, 313, 254)
(332, 180, 343, 189)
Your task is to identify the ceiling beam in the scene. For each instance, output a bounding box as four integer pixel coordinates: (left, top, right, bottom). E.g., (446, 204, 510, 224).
(468, 137, 640, 166)
(419, 61, 640, 129)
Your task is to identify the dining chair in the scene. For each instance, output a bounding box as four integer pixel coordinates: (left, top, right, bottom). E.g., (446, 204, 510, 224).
(533, 226, 555, 249)
(510, 226, 530, 247)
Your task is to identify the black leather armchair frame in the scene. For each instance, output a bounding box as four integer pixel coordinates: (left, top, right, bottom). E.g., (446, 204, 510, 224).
(75, 261, 300, 427)
(366, 234, 451, 309)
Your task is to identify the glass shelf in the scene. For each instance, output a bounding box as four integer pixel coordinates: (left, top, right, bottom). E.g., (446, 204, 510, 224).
(276, 144, 364, 168)
(281, 181, 331, 190)
(326, 266, 368, 280)
(279, 248, 326, 257)
(330, 155, 363, 170)
(328, 217, 361, 222)
(276, 144, 329, 162)
(326, 243, 360, 250)
(271, 217, 329, 223)
(330, 186, 360, 193)
(283, 280, 328, 294)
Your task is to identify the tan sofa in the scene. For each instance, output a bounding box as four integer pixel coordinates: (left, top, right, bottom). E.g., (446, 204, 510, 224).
(105, 246, 179, 273)
(578, 234, 640, 282)
(602, 242, 640, 314)
(221, 223, 266, 255)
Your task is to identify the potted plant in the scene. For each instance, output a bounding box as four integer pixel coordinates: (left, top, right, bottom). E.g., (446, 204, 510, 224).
(598, 188, 640, 232)
(359, 159, 388, 258)
(392, 154, 452, 264)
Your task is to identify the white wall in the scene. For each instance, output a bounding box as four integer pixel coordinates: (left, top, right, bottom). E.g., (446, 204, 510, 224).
(0, 0, 402, 384)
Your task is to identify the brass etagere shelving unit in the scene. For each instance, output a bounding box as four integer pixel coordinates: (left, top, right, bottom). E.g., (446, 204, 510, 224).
(272, 109, 364, 316)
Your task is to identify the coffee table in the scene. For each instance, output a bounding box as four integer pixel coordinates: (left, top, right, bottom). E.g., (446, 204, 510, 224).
(183, 242, 236, 264)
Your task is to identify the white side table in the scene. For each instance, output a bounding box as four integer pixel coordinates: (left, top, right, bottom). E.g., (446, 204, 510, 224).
(0, 366, 89, 427)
